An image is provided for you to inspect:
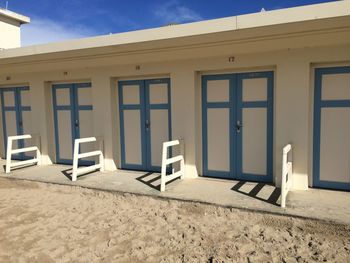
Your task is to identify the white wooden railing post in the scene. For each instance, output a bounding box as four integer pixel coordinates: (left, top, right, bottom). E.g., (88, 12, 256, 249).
(5, 134, 41, 173)
(179, 138, 185, 180)
(5, 137, 13, 173)
(160, 139, 185, 192)
(160, 142, 168, 192)
(281, 144, 293, 208)
(72, 138, 80, 182)
(97, 136, 105, 172)
(71, 137, 104, 182)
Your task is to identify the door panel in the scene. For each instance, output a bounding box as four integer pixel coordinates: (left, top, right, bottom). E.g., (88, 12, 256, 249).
(314, 66, 350, 190)
(119, 78, 171, 172)
(57, 110, 73, 160)
(238, 72, 273, 182)
(242, 108, 267, 175)
(1, 87, 32, 160)
(78, 109, 94, 161)
(77, 86, 93, 105)
(320, 108, 350, 183)
(5, 111, 19, 149)
(124, 110, 143, 165)
(19, 89, 34, 157)
(321, 73, 350, 100)
(207, 108, 230, 172)
(122, 85, 140, 105)
(149, 83, 168, 104)
(53, 85, 74, 163)
(55, 87, 71, 105)
(146, 80, 171, 171)
(53, 83, 93, 164)
(22, 110, 35, 157)
(207, 79, 230, 102)
(17, 88, 32, 159)
(20, 89, 31, 107)
(5, 111, 21, 155)
(75, 84, 94, 163)
(202, 75, 232, 178)
(119, 81, 145, 170)
(4, 91, 15, 106)
(149, 109, 169, 168)
(242, 78, 268, 101)
(202, 72, 273, 182)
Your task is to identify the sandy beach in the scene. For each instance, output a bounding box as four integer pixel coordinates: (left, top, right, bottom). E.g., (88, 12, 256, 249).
(0, 178, 349, 263)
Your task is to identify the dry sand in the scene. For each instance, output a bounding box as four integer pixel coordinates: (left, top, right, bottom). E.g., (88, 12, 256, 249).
(0, 178, 349, 263)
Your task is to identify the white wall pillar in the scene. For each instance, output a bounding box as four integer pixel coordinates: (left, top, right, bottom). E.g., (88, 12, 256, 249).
(171, 70, 198, 178)
(29, 80, 52, 165)
(91, 74, 117, 171)
(275, 57, 310, 190)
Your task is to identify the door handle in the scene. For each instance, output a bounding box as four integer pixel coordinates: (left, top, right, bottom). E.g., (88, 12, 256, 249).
(18, 120, 23, 127)
(75, 120, 79, 128)
(236, 120, 243, 133)
(145, 120, 150, 130)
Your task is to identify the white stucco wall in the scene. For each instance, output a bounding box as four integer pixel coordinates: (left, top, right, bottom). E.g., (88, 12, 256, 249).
(0, 43, 349, 191)
(0, 0, 349, 190)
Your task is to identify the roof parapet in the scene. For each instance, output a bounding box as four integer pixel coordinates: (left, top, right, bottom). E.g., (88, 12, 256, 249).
(0, 8, 30, 24)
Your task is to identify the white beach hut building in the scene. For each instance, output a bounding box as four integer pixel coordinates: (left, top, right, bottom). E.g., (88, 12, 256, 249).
(0, 1, 349, 191)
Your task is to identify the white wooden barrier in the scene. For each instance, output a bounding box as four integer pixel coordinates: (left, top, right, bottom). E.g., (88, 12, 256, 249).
(72, 137, 104, 181)
(6, 134, 41, 173)
(281, 144, 293, 208)
(160, 139, 185, 192)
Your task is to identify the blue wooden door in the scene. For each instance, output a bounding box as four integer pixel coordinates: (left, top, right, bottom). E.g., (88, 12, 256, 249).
(313, 66, 350, 191)
(0, 87, 32, 160)
(202, 71, 273, 182)
(52, 83, 93, 165)
(119, 78, 171, 172)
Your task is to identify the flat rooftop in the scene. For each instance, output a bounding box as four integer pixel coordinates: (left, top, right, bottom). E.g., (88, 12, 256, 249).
(0, 1, 350, 60)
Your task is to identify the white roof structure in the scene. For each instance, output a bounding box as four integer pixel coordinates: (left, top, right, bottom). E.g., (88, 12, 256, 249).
(0, 1, 349, 61)
(0, 8, 30, 24)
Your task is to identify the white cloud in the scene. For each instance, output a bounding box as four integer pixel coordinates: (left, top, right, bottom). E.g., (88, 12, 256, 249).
(153, 1, 202, 24)
(21, 17, 97, 46)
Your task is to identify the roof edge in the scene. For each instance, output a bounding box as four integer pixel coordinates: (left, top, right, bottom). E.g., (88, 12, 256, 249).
(0, 0, 349, 60)
(0, 8, 30, 24)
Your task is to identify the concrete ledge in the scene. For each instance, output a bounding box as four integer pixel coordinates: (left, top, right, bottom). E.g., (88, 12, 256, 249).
(1, 164, 349, 225)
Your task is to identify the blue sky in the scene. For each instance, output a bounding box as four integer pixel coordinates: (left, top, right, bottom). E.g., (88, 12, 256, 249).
(0, 0, 338, 46)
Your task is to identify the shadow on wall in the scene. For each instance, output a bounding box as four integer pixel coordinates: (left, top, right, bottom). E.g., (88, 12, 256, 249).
(231, 181, 281, 206)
